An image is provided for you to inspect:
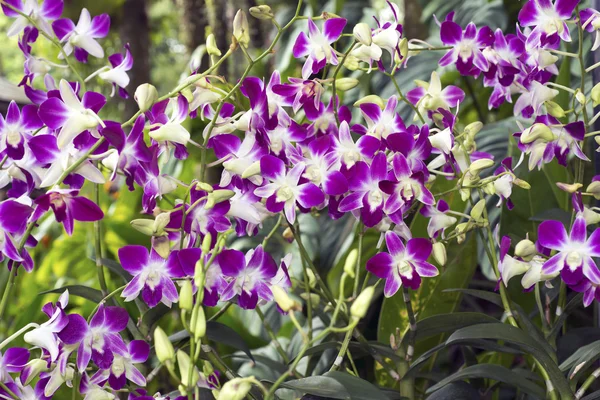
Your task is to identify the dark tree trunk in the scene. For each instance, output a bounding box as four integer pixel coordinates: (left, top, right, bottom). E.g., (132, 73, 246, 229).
(120, 0, 151, 119)
(180, 0, 210, 71)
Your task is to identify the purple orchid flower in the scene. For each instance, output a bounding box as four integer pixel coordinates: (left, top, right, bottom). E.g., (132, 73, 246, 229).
(406, 72, 465, 118)
(439, 17, 494, 75)
(333, 121, 379, 169)
(366, 231, 438, 296)
(338, 152, 388, 227)
(58, 305, 128, 372)
(224, 176, 268, 237)
(91, 340, 149, 390)
(0, 199, 34, 271)
(119, 245, 201, 308)
(209, 133, 267, 187)
(23, 290, 70, 362)
(483, 30, 525, 87)
(352, 96, 406, 140)
(137, 150, 177, 213)
(38, 79, 106, 149)
(293, 18, 347, 79)
(385, 126, 432, 174)
(2, 0, 63, 38)
(98, 44, 133, 98)
(264, 113, 306, 159)
(52, 8, 110, 63)
(518, 0, 578, 44)
(271, 77, 324, 114)
(419, 200, 457, 239)
(581, 8, 600, 50)
(33, 188, 103, 235)
(304, 97, 351, 137)
(0, 101, 42, 160)
(100, 117, 152, 190)
(254, 155, 324, 223)
(0, 347, 29, 383)
(217, 245, 278, 309)
(381, 153, 434, 215)
(147, 96, 191, 159)
(538, 214, 600, 286)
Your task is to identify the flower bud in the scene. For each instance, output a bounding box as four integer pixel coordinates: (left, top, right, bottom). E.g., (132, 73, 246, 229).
(180, 280, 194, 311)
(515, 239, 536, 261)
(350, 286, 375, 320)
(271, 285, 299, 312)
(343, 249, 359, 278)
(149, 123, 190, 145)
(154, 212, 170, 235)
(464, 121, 483, 138)
(242, 160, 261, 178)
(354, 95, 385, 110)
(520, 123, 554, 144)
(300, 292, 320, 307)
(470, 199, 486, 222)
(513, 178, 531, 189)
(249, 5, 274, 20)
(587, 180, 600, 199)
(335, 78, 359, 91)
(218, 378, 252, 400)
(21, 359, 49, 385)
(282, 227, 295, 242)
(592, 82, 600, 107)
(154, 327, 175, 364)
(398, 37, 408, 61)
(305, 269, 317, 288)
(353, 23, 372, 46)
(134, 83, 158, 112)
(177, 350, 199, 387)
(545, 100, 565, 118)
(455, 222, 470, 235)
(556, 182, 583, 193)
(194, 259, 205, 286)
(432, 242, 447, 266)
(205, 189, 235, 210)
(194, 306, 206, 341)
(152, 236, 171, 259)
(130, 219, 155, 236)
(343, 54, 361, 71)
(468, 158, 494, 175)
(202, 232, 213, 254)
(233, 10, 250, 47)
(206, 34, 221, 56)
(584, 207, 600, 225)
(576, 89, 586, 105)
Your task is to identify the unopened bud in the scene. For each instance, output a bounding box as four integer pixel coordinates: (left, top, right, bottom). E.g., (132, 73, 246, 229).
(464, 121, 483, 138)
(398, 37, 408, 61)
(306, 269, 317, 289)
(242, 160, 261, 178)
(180, 280, 194, 311)
(587, 180, 600, 199)
(470, 199, 486, 222)
(354, 95, 385, 110)
(272, 285, 299, 312)
(592, 82, 600, 107)
(335, 77, 359, 91)
(152, 236, 171, 259)
(21, 359, 48, 385)
(154, 212, 170, 235)
(455, 222, 469, 235)
(520, 123, 554, 144)
(218, 378, 252, 400)
(353, 23, 372, 46)
(130, 219, 155, 236)
(343, 54, 361, 71)
(177, 350, 199, 387)
(194, 307, 206, 340)
(350, 286, 375, 319)
(194, 260, 205, 285)
(556, 182, 583, 193)
(233, 10, 250, 47)
(154, 327, 175, 364)
(282, 227, 294, 242)
(205, 189, 235, 210)
(576, 89, 586, 105)
(300, 292, 320, 307)
(545, 100, 565, 118)
(468, 158, 494, 175)
(432, 242, 447, 266)
(513, 178, 531, 189)
(202, 233, 213, 254)
(149, 123, 190, 145)
(134, 83, 158, 112)
(515, 239, 536, 261)
(343, 249, 359, 278)
(206, 34, 221, 56)
(196, 181, 214, 192)
(249, 5, 274, 20)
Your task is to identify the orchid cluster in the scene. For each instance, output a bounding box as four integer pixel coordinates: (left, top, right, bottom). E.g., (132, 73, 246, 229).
(0, 0, 599, 398)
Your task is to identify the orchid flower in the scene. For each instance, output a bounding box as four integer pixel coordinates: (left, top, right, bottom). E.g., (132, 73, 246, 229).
(2, 0, 63, 38)
(439, 18, 494, 74)
(366, 231, 438, 296)
(293, 18, 347, 79)
(52, 8, 110, 63)
(0, 101, 43, 160)
(353, 96, 406, 140)
(518, 0, 578, 44)
(406, 72, 465, 118)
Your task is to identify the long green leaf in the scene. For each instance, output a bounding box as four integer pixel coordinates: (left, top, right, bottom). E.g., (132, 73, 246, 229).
(426, 364, 546, 398)
(40, 285, 103, 303)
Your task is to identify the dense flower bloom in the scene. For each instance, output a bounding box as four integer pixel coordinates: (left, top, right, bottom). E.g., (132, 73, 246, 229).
(91, 340, 149, 390)
(366, 231, 438, 296)
(518, 0, 578, 44)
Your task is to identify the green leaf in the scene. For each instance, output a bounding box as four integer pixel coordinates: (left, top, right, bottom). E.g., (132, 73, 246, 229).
(583, 391, 600, 400)
(549, 293, 584, 338)
(559, 339, 600, 378)
(410, 312, 499, 343)
(446, 323, 572, 398)
(40, 285, 103, 303)
(278, 371, 389, 400)
(554, 57, 571, 111)
(426, 364, 546, 398)
(97, 258, 132, 282)
(206, 321, 255, 362)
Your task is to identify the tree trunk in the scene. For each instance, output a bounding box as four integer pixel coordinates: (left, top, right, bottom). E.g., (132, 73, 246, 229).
(120, 0, 151, 119)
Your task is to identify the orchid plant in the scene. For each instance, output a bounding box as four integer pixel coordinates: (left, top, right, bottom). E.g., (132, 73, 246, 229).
(1, 0, 600, 399)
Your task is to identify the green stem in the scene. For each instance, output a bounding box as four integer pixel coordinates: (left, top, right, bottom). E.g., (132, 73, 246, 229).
(386, 72, 425, 123)
(575, 367, 600, 399)
(332, 41, 358, 125)
(329, 329, 353, 372)
(93, 180, 108, 297)
(256, 307, 291, 364)
(352, 224, 364, 298)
